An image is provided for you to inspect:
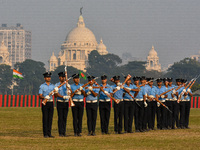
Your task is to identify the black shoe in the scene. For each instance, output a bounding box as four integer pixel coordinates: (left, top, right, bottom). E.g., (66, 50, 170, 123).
(59, 134, 64, 137)
(128, 131, 133, 133)
(135, 130, 140, 132)
(77, 133, 82, 136)
(139, 129, 144, 132)
(101, 132, 105, 135)
(91, 132, 96, 136)
(87, 132, 92, 136)
(74, 133, 77, 137)
(185, 126, 190, 129)
(118, 131, 123, 134)
(49, 135, 54, 138)
(44, 135, 49, 138)
(105, 132, 110, 134)
(115, 132, 118, 134)
(124, 131, 128, 134)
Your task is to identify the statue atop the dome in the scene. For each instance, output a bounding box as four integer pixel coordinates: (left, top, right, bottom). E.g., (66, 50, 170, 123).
(80, 7, 83, 15)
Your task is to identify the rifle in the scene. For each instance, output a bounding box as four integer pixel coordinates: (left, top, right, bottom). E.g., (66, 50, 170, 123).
(65, 66, 75, 107)
(42, 77, 72, 105)
(158, 84, 184, 98)
(153, 97, 172, 113)
(112, 74, 132, 94)
(94, 81, 120, 104)
(177, 77, 196, 103)
(70, 77, 99, 98)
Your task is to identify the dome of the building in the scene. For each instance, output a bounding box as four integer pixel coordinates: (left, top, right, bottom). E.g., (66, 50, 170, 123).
(148, 45, 158, 57)
(97, 39, 106, 50)
(65, 15, 97, 45)
(50, 52, 58, 62)
(0, 41, 8, 51)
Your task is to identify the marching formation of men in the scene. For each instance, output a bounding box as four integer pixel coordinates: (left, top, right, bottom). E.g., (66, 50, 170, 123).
(39, 71, 193, 138)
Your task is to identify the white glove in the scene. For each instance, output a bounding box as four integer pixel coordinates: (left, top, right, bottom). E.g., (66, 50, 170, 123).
(75, 91, 82, 95)
(161, 95, 165, 99)
(117, 82, 122, 86)
(115, 86, 120, 90)
(157, 102, 160, 107)
(88, 86, 93, 91)
(87, 91, 91, 95)
(54, 87, 59, 93)
(172, 90, 176, 94)
(45, 95, 50, 100)
(182, 89, 186, 93)
(126, 88, 131, 91)
(79, 87, 83, 90)
(173, 97, 177, 100)
(149, 95, 154, 98)
(66, 83, 71, 89)
(63, 95, 70, 100)
(187, 88, 191, 93)
(104, 91, 109, 94)
(67, 90, 71, 95)
(144, 101, 148, 107)
(120, 85, 124, 89)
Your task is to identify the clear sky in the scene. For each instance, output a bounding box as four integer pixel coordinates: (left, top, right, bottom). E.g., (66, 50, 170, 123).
(0, 0, 200, 68)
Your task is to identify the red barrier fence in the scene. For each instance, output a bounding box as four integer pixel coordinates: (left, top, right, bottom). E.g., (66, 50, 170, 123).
(0, 95, 199, 108)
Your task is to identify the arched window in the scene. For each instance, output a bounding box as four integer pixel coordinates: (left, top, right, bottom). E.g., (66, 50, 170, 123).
(73, 52, 76, 60)
(150, 60, 153, 67)
(0, 56, 3, 63)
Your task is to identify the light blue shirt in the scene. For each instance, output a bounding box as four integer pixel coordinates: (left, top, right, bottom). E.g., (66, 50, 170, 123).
(112, 84, 124, 100)
(39, 82, 55, 99)
(177, 86, 185, 100)
(123, 84, 136, 99)
(85, 84, 100, 101)
(146, 85, 157, 97)
(156, 86, 167, 100)
(70, 83, 84, 99)
(99, 84, 113, 100)
(55, 82, 68, 100)
(184, 88, 193, 100)
(134, 85, 147, 99)
(166, 85, 175, 99)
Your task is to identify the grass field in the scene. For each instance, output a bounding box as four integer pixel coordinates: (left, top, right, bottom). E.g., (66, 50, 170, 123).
(0, 108, 200, 150)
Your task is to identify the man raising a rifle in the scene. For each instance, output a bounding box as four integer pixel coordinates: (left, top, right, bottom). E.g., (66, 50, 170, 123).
(85, 75, 99, 136)
(99, 75, 113, 135)
(54, 72, 71, 137)
(39, 72, 57, 138)
(70, 73, 86, 136)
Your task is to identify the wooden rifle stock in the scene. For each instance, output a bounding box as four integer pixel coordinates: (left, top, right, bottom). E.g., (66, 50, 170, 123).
(42, 78, 72, 105)
(94, 81, 120, 104)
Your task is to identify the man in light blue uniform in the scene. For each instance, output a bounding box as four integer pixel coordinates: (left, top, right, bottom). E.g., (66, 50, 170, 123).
(133, 76, 147, 132)
(39, 72, 56, 138)
(70, 73, 86, 136)
(99, 75, 113, 134)
(177, 79, 187, 129)
(55, 72, 70, 137)
(112, 76, 124, 134)
(123, 76, 139, 133)
(165, 78, 175, 129)
(146, 77, 157, 130)
(184, 86, 193, 128)
(156, 78, 167, 130)
(85, 76, 99, 136)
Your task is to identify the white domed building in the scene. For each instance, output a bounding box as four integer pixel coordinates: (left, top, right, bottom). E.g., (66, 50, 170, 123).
(49, 14, 108, 71)
(0, 41, 11, 66)
(49, 52, 58, 71)
(146, 45, 161, 72)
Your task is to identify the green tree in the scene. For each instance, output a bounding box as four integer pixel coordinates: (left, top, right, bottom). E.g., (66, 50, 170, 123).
(14, 59, 46, 95)
(165, 58, 200, 82)
(0, 64, 12, 94)
(51, 65, 81, 84)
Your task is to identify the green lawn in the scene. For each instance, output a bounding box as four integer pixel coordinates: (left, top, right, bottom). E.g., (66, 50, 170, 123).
(0, 108, 200, 150)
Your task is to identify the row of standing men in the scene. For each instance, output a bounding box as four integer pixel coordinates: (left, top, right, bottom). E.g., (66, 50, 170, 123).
(39, 72, 193, 138)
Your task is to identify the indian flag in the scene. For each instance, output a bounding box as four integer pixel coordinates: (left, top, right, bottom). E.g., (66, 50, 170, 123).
(13, 69, 24, 79)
